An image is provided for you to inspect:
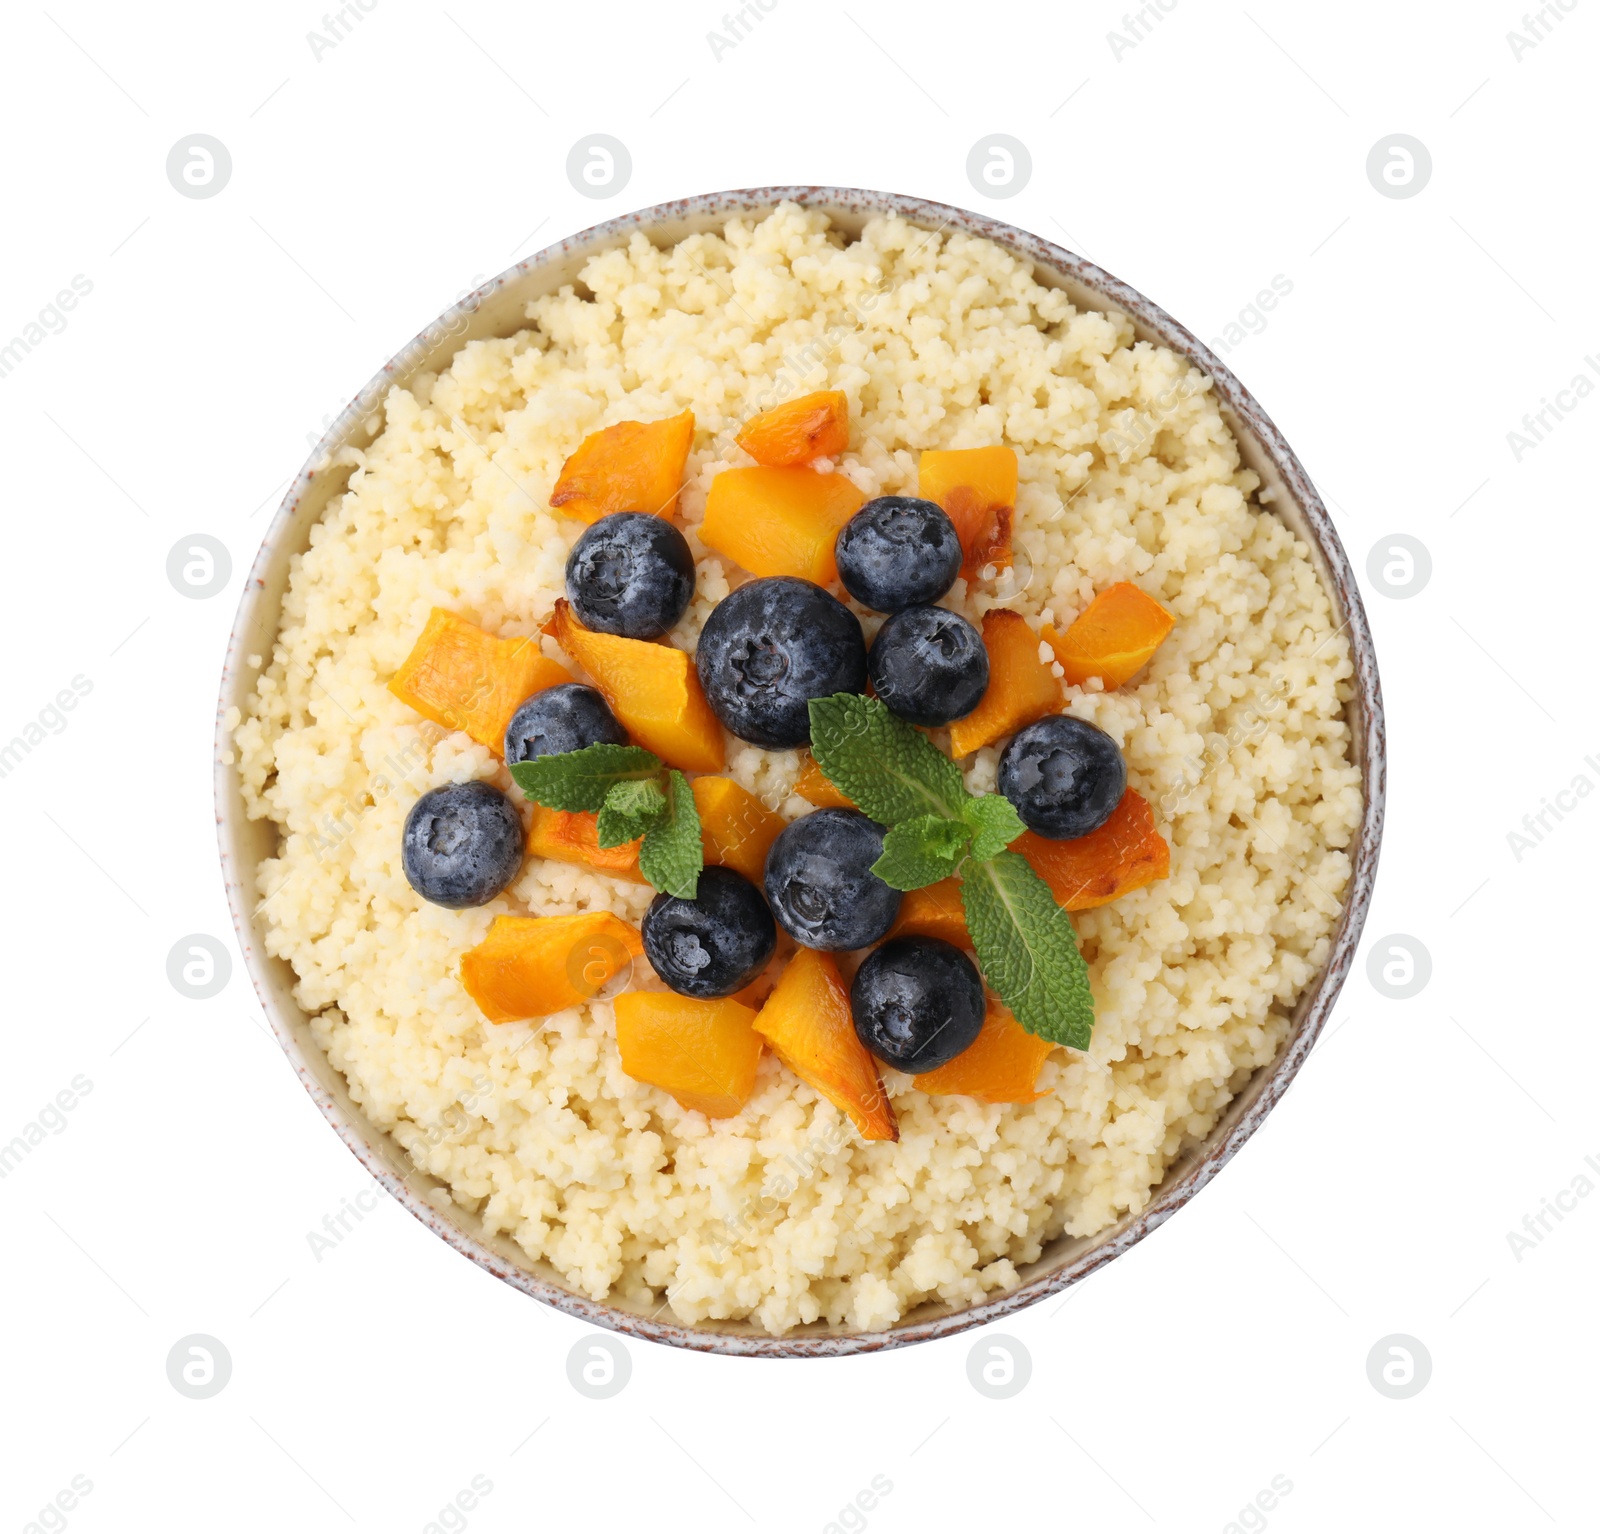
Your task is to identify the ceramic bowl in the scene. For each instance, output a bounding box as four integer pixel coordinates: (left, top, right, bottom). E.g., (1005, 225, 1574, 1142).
(215, 186, 1384, 1356)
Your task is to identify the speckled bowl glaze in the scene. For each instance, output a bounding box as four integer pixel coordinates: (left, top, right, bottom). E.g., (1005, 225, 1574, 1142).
(216, 187, 1385, 1356)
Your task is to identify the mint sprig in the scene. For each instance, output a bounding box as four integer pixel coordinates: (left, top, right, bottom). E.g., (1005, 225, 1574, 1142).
(509, 744, 663, 813)
(961, 793, 1026, 862)
(868, 794, 1028, 891)
(873, 814, 972, 891)
(963, 852, 1094, 1050)
(808, 692, 967, 823)
(807, 694, 1095, 1050)
(596, 776, 667, 848)
(638, 770, 702, 898)
(512, 743, 702, 898)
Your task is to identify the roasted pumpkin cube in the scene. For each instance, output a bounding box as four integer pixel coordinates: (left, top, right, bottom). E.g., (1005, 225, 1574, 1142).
(700, 465, 865, 585)
(1042, 582, 1175, 689)
(1015, 787, 1170, 910)
(915, 995, 1055, 1104)
(735, 390, 850, 466)
(729, 968, 779, 1011)
(794, 754, 856, 809)
(692, 776, 787, 885)
(389, 608, 571, 754)
(886, 878, 970, 947)
(546, 599, 725, 772)
(461, 912, 643, 1023)
(753, 949, 897, 1142)
(549, 410, 695, 524)
(527, 805, 645, 883)
(946, 609, 1063, 757)
(918, 445, 1017, 577)
(615, 991, 764, 1118)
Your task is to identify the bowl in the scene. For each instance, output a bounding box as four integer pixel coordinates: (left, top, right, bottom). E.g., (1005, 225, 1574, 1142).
(215, 187, 1384, 1356)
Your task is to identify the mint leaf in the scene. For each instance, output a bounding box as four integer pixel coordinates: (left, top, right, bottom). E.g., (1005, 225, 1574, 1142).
(872, 814, 972, 891)
(961, 793, 1026, 862)
(807, 694, 968, 825)
(962, 850, 1094, 1050)
(509, 743, 663, 814)
(596, 777, 667, 848)
(638, 769, 703, 899)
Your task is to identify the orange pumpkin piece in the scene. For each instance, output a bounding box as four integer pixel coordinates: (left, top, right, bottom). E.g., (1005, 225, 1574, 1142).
(461, 912, 643, 1023)
(1042, 582, 1176, 689)
(886, 878, 970, 947)
(389, 608, 571, 754)
(946, 609, 1063, 757)
(1015, 787, 1170, 911)
(692, 776, 786, 885)
(918, 445, 1017, 577)
(915, 996, 1056, 1104)
(545, 599, 725, 772)
(753, 949, 898, 1142)
(700, 466, 865, 585)
(615, 991, 764, 1119)
(729, 968, 779, 1011)
(526, 805, 645, 883)
(549, 410, 695, 524)
(794, 754, 856, 809)
(735, 390, 850, 467)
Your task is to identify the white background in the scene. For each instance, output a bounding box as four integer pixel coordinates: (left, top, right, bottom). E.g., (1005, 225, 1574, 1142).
(2, 1, 1594, 1529)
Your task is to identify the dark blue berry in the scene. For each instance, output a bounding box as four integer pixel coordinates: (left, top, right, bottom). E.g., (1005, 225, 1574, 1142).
(867, 605, 989, 728)
(402, 781, 524, 908)
(695, 577, 867, 749)
(642, 866, 777, 999)
(998, 714, 1126, 839)
(504, 683, 627, 764)
(850, 936, 986, 1073)
(763, 808, 901, 951)
(566, 512, 696, 639)
(836, 496, 962, 613)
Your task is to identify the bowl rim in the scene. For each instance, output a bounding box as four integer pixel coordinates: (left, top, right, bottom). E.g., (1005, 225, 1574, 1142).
(216, 185, 1385, 1357)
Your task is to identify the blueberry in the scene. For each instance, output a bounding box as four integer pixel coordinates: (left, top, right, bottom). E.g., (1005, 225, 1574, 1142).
(504, 683, 627, 764)
(998, 714, 1126, 839)
(642, 867, 777, 999)
(401, 781, 524, 908)
(566, 512, 695, 639)
(867, 605, 989, 728)
(695, 577, 867, 749)
(850, 936, 986, 1073)
(763, 808, 901, 951)
(836, 496, 962, 612)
